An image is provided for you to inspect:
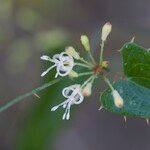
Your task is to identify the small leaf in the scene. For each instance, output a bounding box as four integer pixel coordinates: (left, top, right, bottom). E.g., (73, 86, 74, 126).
(101, 80, 150, 118)
(121, 43, 150, 88)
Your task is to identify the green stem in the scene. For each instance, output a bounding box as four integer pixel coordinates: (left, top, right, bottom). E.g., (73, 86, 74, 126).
(0, 78, 61, 113)
(88, 51, 96, 65)
(75, 63, 92, 69)
(78, 71, 94, 77)
(103, 76, 114, 91)
(81, 75, 94, 88)
(91, 75, 97, 83)
(79, 58, 94, 67)
(99, 40, 104, 65)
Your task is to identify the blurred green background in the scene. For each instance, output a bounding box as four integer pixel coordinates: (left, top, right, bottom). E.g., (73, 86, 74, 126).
(1, 0, 150, 150)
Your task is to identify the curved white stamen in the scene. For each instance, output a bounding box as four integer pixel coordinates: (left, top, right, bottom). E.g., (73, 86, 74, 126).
(55, 72, 59, 78)
(66, 102, 71, 120)
(62, 113, 66, 120)
(63, 104, 67, 108)
(53, 54, 60, 63)
(41, 65, 56, 77)
(51, 106, 59, 111)
(62, 102, 69, 120)
(40, 55, 53, 62)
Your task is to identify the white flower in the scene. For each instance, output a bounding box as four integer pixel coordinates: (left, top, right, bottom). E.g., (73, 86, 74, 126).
(112, 90, 124, 108)
(51, 84, 84, 120)
(41, 52, 74, 78)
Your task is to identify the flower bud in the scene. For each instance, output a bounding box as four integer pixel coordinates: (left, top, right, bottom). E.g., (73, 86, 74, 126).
(68, 70, 78, 78)
(80, 35, 90, 51)
(82, 83, 92, 97)
(102, 61, 109, 69)
(101, 22, 112, 41)
(65, 46, 80, 60)
(112, 90, 124, 108)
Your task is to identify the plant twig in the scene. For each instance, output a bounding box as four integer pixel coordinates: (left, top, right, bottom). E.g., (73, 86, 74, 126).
(0, 78, 61, 113)
(79, 58, 94, 67)
(103, 76, 114, 91)
(75, 63, 92, 69)
(78, 71, 94, 77)
(99, 41, 105, 65)
(88, 51, 96, 65)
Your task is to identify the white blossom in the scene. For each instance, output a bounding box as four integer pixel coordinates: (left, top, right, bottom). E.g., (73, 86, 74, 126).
(41, 52, 74, 78)
(51, 84, 84, 120)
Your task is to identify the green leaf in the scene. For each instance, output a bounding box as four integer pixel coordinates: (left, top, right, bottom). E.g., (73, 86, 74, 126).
(101, 79, 150, 118)
(121, 42, 150, 88)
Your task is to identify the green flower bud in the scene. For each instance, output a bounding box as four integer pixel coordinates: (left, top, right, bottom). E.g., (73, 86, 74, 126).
(101, 22, 112, 41)
(101, 61, 109, 69)
(82, 83, 92, 97)
(80, 35, 90, 51)
(68, 70, 78, 78)
(65, 46, 80, 60)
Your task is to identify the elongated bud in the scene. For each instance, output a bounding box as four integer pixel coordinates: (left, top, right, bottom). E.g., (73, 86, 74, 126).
(101, 22, 112, 41)
(112, 90, 124, 108)
(65, 46, 80, 60)
(80, 35, 90, 51)
(68, 70, 78, 78)
(82, 83, 92, 97)
(101, 61, 109, 69)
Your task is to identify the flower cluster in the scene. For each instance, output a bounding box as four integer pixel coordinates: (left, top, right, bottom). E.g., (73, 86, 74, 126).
(41, 22, 124, 120)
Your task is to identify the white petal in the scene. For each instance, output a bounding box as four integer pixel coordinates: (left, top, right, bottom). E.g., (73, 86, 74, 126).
(66, 102, 71, 120)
